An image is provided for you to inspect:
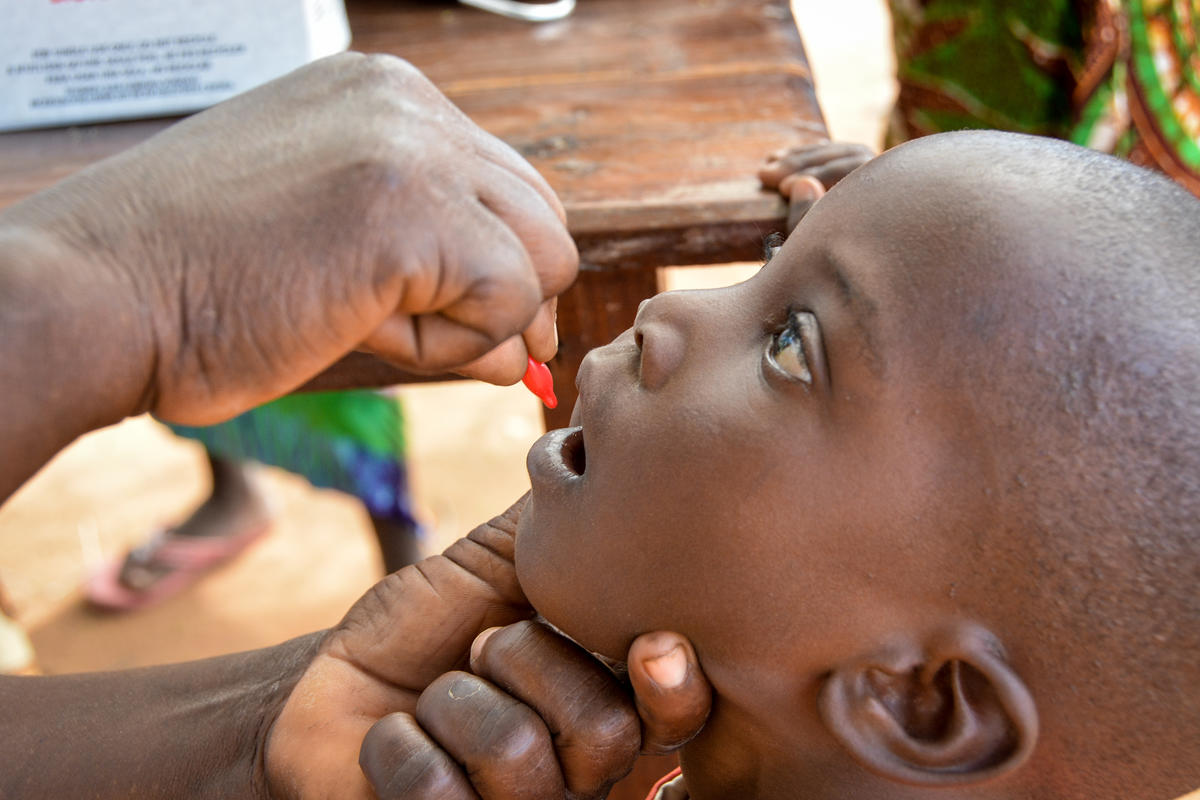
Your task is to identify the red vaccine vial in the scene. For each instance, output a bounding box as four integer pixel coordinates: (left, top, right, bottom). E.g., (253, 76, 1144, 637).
(522, 357, 557, 409)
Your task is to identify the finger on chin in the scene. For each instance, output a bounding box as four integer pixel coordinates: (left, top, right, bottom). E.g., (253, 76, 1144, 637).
(469, 620, 641, 797)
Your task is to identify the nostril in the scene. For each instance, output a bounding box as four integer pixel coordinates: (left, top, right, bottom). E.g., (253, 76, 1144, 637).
(636, 322, 684, 391)
(634, 330, 644, 350)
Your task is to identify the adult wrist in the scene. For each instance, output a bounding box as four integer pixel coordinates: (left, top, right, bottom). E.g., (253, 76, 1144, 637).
(0, 631, 326, 799)
(0, 204, 157, 499)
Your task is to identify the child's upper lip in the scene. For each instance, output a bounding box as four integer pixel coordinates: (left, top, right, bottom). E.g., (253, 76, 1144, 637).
(571, 330, 639, 437)
(526, 425, 586, 485)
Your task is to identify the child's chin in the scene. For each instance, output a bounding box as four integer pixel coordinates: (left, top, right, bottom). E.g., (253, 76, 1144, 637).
(511, 504, 542, 575)
(514, 503, 633, 661)
(530, 612, 629, 674)
(511, 517, 559, 623)
(516, 554, 629, 662)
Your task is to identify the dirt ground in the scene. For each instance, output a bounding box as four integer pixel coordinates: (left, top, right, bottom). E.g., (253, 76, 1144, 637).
(0, 0, 894, 674)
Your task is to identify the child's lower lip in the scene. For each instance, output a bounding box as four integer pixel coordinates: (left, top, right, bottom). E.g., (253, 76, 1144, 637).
(526, 425, 587, 485)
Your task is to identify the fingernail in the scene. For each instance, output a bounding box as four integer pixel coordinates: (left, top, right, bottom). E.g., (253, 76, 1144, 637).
(792, 174, 825, 201)
(470, 627, 501, 667)
(777, 173, 799, 197)
(644, 644, 687, 689)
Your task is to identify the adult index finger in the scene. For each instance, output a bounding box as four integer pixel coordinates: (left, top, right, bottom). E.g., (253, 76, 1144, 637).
(476, 162, 578, 299)
(415, 671, 564, 800)
(471, 127, 569, 225)
(452, 300, 558, 385)
(470, 620, 642, 798)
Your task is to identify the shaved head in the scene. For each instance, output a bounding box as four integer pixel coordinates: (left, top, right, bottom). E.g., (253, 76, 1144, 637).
(867, 131, 1200, 795)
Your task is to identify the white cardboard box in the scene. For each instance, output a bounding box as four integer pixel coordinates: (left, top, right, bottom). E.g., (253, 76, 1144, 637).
(1, 0, 351, 131)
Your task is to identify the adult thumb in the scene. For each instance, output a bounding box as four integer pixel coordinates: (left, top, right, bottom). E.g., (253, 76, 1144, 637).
(627, 632, 713, 754)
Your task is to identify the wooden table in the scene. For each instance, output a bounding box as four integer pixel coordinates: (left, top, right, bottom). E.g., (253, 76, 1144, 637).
(0, 0, 827, 429)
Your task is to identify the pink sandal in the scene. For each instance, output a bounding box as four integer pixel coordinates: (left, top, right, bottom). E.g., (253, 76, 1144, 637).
(85, 523, 270, 611)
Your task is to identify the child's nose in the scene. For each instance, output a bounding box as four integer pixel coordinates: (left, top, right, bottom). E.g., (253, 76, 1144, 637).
(633, 291, 689, 390)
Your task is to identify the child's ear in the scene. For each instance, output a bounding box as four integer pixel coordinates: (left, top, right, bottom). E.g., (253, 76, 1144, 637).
(817, 622, 1037, 786)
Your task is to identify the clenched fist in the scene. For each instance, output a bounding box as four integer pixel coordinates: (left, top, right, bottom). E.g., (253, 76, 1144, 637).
(5, 52, 577, 426)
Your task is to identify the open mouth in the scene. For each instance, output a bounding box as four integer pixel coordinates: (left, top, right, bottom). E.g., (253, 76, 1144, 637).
(527, 424, 589, 486)
(560, 427, 586, 476)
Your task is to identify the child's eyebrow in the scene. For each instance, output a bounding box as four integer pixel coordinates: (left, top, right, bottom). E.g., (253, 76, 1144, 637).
(760, 237, 885, 376)
(821, 250, 884, 377)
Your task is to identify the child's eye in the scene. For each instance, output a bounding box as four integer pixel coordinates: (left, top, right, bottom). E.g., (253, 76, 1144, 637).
(768, 310, 817, 384)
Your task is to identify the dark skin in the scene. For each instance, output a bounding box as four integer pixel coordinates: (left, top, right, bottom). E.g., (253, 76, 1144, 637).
(0, 50, 577, 502)
(279, 498, 712, 800)
(516, 131, 1200, 798)
(1, 52, 714, 797)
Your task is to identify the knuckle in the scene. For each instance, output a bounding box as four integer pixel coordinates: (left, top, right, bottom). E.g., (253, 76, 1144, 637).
(322, 50, 362, 70)
(477, 619, 551, 674)
(469, 272, 541, 336)
(479, 702, 553, 765)
(361, 714, 472, 800)
(473, 506, 521, 539)
(333, 139, 421, 205)
(499, 617, 542, 644)
(641, 705, 708, 754)
(574, 702, 641, 764)
(380, 755, 466, 800)
(342, 54, 436, 118)
(355, 141, 411, 188)
(560, 705, 639, 797)
(357, 52, 419, 84)
(542, 231, 580, 292)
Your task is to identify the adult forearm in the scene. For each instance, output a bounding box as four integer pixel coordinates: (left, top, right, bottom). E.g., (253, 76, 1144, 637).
(0, 631, 323, 798)
(0, 203, 155, 502)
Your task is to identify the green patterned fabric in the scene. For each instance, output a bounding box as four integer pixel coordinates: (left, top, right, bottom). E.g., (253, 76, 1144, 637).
(888, 0, 1200, 195)
(169, 389, 417, 525)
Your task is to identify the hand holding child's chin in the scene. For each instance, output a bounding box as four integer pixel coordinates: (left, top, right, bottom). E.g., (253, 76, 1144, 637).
(265, 495, 711, 799)
(360, 622, 710, 799)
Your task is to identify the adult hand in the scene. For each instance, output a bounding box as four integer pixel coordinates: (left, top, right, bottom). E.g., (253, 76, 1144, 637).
(9, 52, 577, 426)
(265, 497, 712, 799)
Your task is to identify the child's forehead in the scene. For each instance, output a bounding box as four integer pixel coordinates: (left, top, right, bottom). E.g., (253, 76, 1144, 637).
(772, 168, 954, 304)
(789, 146, 1078, 303)
(763, 154, 1089, 403)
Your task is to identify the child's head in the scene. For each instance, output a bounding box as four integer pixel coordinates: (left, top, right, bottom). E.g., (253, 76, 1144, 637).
(516, 131, 1200, 799)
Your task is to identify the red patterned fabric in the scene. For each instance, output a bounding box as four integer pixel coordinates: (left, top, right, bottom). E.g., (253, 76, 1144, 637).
(644, 766, 684, 800)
